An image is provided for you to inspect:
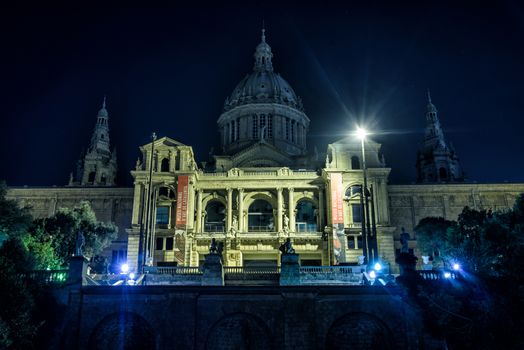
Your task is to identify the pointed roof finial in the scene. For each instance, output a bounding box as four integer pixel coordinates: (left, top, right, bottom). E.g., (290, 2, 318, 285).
(427, 89, 432, 103)
(261, 19, 266, 42)
(102, 95, 107, 109)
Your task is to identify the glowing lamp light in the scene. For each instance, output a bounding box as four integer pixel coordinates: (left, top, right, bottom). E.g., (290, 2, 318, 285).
(129, 272, 136, 280)
(369, 270, 377, 279)
(452, 263, 460, 271)
(120, 263, 129, 274)
(374, 262, 382, 271)
(444, 272, 452, 279)
(356, 127, 368, 140)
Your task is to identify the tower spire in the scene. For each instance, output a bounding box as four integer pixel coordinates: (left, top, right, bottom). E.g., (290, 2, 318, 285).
(427, 88, 431, 103)
(253, 25, 273, 72)
(102, 95, 106, 109)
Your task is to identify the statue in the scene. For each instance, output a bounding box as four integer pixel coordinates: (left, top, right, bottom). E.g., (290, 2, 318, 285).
(68, 172, 74, 186)
(232, 214, 238, 230)
(209, 238, 218, 254)
(279, 238, 295, 254)
(400, 227, 410, 253)
(260, 125, 267, 142)
(135, 157, 142, 170)
(283, 214, 290, 232)
(74, 230, 85, 256)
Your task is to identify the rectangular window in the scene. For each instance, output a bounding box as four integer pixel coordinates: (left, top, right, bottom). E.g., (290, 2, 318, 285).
(155, 237, 163, 250)
(268, 115, 273, 137)
(235, 119, 239, 140)
(156, 206, 169, 225)
(351, 204, 362, 223)
(285, 118, 290, 140)
(165, 237, 174, 250)
(291, 120, 295, 142)
(252, 115, 258, 139)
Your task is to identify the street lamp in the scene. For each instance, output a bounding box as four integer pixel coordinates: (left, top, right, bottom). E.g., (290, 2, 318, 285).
(356, 127, 374, 265)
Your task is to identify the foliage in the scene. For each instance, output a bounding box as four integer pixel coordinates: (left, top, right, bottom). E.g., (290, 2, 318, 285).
(31, 201, 118, 264)
(411, 194, 524, 349)
(414, 217, 454, 267)
(0, 182, 32, 240)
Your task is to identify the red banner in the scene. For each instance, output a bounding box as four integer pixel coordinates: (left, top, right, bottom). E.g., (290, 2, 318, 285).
(330, 173, 344, 225)
(175, 175, 189, 228)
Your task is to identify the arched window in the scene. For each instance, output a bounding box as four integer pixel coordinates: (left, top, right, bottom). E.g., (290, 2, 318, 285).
(205, 201, 225, 232)
(248, 199, 273, 232)
(161, 158, 170, 172)
(351, 156, 360, 170)
(88, 171, 96, 184)
(439, 167, 448, 180)
(295, 200, 318, 232)
(252, 115, 259, 139)
(345, 185, 362, 198)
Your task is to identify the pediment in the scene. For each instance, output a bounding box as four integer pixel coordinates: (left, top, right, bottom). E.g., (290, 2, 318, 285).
(231, 142, 293, 167)
(140, 136, 187, 150)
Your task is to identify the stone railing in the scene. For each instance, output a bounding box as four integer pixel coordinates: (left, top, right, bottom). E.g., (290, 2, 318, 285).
(299, 266, 364, 285)
(224, 266, 280, 285)
(144, 266, 202, 275)
(417, 270, 459, 280)
(21, 269, 69, 285)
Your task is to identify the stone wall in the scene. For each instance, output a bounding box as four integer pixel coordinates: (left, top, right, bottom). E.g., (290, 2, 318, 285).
(63, 285, 424, 349)
(388, 183, 524, 254)
(6, 187, 134, 257)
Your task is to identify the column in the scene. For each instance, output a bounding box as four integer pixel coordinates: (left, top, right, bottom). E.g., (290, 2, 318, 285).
(288, 188, 295, 232)
(318, 187, 324, 230)
(238, 188, 244, 232)
(227, 188, 233, 232)
(131, 182, 142, 225)
(277, 187, 283, 232)
(196, 189, 203, 232)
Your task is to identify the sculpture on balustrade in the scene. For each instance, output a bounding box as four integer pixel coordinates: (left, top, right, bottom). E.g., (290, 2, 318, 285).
(400, 227, 410, 253)
(74, 230, 85, 256)
(283, 214, 290, 233)
(209, 238, 218, 254)
(279, 238, 295, 254)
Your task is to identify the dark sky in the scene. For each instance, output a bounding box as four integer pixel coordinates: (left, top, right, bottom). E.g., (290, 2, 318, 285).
(1, 1, 523, 186)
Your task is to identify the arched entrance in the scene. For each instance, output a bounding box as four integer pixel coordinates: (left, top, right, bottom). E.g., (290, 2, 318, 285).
(88, 312, 155, 350)
(295, 200, 318, 232)
(248, 199, 273, 232)
(325, 312, 393, 350)
(205, 313, 272, 350)
(205, 201, 225, 232)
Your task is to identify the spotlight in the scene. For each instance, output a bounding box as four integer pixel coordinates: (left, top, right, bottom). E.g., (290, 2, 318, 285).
(369, 270, 377, 279)
(444, 272, 451, 279)
(120, 263, 129, 274)
(452, 263, 460, 271)
(374, 262, 382, 271)
(129, 272, 136, 280)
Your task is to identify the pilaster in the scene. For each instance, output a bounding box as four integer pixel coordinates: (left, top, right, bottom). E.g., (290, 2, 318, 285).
(277, 187, 283, 232)
(288, 188, 295, 232)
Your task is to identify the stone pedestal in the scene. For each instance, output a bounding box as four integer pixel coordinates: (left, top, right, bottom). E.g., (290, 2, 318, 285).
(280, 253, 300, 286)
(202, 254, 224, 286)
(68, 255, 89, 287)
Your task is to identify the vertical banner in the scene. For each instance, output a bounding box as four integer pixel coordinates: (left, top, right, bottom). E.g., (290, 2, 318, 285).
(175, 175, 189, 228)
(330, 173, 344, 264)
(330, 173, 344, 225)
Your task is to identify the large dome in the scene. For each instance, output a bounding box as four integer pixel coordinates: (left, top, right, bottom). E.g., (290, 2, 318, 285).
(223, 29, 303, 112)
(217, 29, 310, 159)
(224, 72, 303, 112)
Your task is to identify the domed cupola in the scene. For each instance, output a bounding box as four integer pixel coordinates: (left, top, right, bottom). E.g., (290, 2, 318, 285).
(217, 28, 310, 160)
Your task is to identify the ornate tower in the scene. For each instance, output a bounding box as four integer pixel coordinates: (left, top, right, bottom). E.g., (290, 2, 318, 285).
(416, 91, 464, 183)
(69, 97, 117, 186)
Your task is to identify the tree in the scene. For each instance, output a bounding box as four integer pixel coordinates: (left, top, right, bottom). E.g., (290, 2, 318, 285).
(31, 201, 118, 265)
(414, 217, 454, 267)
(413, 195, 524, 349)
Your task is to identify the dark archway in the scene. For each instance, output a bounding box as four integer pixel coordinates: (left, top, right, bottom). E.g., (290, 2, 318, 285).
(351, 156, 360, 170)
(88, 171, 96, 184)
(248, 199, 273, 232)
(161, 158, 170, 172)
(88, 312, 155, 350)
(295, 200, 317, 232)
(439, 167, 448, 180)
(205, 313, 272, 350)
(326, 312, 393, 350)
(205, 201, 226, 232)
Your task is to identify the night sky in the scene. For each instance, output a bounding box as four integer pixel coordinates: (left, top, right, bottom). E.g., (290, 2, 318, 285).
(1, 1, 523, 187)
